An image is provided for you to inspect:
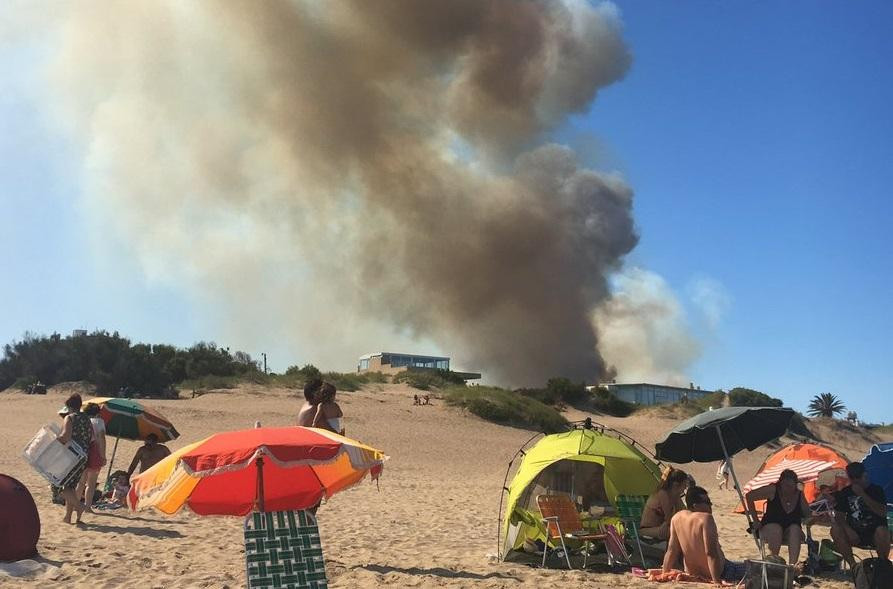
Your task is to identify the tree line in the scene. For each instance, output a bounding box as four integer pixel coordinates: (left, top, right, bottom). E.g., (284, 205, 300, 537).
(0, 331, 262, 396)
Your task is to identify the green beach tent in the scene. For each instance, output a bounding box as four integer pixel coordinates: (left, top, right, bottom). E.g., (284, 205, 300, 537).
(501, 427, 661, 561)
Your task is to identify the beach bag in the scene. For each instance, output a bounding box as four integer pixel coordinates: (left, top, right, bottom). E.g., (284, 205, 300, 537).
(853, 557, 893, 589)
(742, 559, 793, 589)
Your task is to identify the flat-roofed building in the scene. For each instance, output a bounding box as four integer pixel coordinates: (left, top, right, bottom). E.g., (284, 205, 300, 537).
(596, 382, 716, 406)
(357, 352, 481, 380)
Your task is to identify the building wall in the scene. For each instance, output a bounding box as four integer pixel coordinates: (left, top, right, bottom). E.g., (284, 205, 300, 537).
(606, 384, 713, 406)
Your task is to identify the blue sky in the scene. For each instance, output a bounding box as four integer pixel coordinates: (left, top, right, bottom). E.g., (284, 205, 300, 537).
(2, 2, 892, 421)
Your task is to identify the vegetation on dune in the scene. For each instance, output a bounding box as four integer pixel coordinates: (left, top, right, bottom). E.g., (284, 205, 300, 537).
(393, 369, 466, 390)
(807, 392, 846, 418)
(589, 386, 636, 417)
(274, 365, 389, 392)
(728, 387, 783, 407)
(0, 331, 264, 398)
(444, 386, 569, 433)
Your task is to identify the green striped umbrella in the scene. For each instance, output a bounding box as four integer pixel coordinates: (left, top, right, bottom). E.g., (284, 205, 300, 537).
(83, 397, 179, 487)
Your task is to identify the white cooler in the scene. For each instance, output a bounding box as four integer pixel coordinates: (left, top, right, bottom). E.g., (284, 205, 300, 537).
(22, 423, 87, 487)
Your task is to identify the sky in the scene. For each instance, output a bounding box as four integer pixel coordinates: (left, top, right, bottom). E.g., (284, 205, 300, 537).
(1, 2, 892, 421)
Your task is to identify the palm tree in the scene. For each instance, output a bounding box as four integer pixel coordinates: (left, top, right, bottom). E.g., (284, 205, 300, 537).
(807, 393, 846, 418)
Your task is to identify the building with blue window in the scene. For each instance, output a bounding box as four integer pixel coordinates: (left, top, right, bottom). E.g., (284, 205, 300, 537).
(358, 352, 450, 373)
(596, 382, 716, 406)
(357, 352, 481, 380)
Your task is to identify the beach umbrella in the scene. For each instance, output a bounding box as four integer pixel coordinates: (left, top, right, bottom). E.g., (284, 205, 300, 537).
(127, 426, 386, 516)
(82, 397, 179, 485)
(863, 442, 893, 499)
(655, 406, 795, 549)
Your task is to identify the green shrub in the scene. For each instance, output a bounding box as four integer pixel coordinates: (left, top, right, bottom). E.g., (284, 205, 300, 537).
(728, 387, 783, 407)
(692, 391, 727, 411)
(546, 377, 588, 404)
(444, 386, 568, 433)
(590, 387, 636, 417)
(13, 375, 38, 390)
(393, 369, 466, 390)
(286, 364, 322, 381)
(517, 387, 561, 405)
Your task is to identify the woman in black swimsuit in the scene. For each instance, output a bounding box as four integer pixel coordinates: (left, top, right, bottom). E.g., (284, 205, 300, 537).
(745, 469, 811, 564)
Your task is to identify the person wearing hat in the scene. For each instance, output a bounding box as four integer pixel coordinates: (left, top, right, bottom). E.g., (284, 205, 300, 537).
(56, 393, 93, 524)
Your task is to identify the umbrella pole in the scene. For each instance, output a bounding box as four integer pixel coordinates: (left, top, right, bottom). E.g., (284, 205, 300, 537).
(104, 434, 121, 490)
(256, 456, 265, 513)
(715, 426, 764, 556)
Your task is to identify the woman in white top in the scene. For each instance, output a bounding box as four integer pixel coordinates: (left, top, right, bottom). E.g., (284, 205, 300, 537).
(312, 382, 344, 435)
(77, 404, 107, 511)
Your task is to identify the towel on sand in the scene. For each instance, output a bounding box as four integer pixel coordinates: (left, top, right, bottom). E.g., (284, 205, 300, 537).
(640, 568, 735, 586)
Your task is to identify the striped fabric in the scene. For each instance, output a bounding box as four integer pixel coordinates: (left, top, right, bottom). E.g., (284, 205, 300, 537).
(742, 459, 837, 493)
(245, 510, 328, 589)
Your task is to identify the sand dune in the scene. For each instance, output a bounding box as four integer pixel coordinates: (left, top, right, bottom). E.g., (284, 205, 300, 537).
(0, 384, 876, 587)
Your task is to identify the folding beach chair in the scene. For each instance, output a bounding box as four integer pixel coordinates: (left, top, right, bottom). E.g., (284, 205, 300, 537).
(244, 510, 328, 589)
(616, 494, 666, 568)
(537, 494, 608, 570)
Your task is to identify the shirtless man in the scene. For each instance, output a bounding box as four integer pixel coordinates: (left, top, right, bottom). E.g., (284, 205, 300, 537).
(663, 486, 747, 586)
(297, 378, 323, 426)
(126, 434, 172, 479)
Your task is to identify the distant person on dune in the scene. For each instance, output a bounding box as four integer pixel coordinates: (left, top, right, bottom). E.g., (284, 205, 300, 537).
(641, 468, 689, 540)
(312, 382, 344, 435)
(126, 434, 171, 479)
(298, 378, 323, 427)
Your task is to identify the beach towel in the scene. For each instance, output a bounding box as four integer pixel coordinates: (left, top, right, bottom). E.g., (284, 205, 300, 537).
(640, 568, 736, 586)
(244, 510, 327, 589)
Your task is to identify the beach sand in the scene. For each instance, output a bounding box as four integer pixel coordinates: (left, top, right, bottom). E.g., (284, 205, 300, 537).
(0, 384, 876, 588)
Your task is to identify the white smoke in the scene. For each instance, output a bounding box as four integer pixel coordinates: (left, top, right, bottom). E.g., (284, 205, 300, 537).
(593, 268, 700, 386)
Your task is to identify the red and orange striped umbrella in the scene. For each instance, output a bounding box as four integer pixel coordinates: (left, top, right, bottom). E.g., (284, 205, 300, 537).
(128, 426, 386, 516)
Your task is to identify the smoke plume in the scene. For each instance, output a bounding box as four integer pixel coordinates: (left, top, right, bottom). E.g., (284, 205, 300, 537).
(34, 1, 643, 385)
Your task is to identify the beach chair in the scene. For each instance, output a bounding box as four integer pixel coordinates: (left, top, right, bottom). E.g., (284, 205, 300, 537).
(244, 510, 328, 589)
(22, 423, 87, 488)
(615, 494, 659, 568)
(537, 494, 607, 570)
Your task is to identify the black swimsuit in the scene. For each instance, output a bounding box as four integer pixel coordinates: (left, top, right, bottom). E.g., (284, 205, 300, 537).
(761, 490, 804, 529)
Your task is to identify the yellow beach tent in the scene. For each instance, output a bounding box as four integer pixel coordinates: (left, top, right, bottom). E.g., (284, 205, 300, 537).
(501, 427, 661, 561)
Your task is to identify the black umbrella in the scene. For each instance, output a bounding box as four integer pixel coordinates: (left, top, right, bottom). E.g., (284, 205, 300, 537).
(655, 406, 795, 464)
(655, 406, 795, 552)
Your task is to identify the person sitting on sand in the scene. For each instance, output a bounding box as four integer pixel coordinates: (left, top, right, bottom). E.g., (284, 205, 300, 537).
(641, 468, 689, 540)
(312, 382, 344, 435)
(830, 461, 890, 569)
(297, 378, 323, 426)
(126, 434, 171, 479)
(110, 471, 131, 506)
(745, 468, 810, 564)
(663, 486, 747, 585)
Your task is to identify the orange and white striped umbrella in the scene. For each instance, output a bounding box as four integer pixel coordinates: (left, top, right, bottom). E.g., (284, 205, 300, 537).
(128, 426, 386, 516)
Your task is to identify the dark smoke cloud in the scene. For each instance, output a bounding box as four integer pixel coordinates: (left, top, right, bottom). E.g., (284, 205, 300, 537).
(37, 0, 638, 385)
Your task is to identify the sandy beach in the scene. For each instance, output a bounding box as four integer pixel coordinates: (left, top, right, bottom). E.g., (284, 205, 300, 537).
(1, 383, 877, 588)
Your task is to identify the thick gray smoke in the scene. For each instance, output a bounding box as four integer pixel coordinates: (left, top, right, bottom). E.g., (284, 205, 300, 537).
(35, 0, 641, 385)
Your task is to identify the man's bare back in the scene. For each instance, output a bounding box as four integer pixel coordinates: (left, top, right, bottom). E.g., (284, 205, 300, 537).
(666, 510, 725, 579)
(128, 437, 171, 478)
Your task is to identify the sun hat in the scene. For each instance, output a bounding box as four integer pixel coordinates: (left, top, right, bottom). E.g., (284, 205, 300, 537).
(57, 405, 72, 416)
